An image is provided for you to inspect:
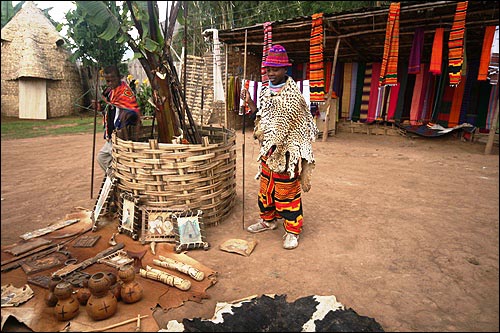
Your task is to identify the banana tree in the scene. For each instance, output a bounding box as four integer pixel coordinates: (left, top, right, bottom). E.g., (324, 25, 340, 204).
(76, 1, 200, 144)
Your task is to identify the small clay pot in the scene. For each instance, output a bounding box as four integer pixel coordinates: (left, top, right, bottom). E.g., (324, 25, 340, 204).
(75, 278, 91, 305)
(118, 265, 143, 304)
(45, 275, 63, 307)
(86, 272, 117, 321)
(53, 281, 79, 321)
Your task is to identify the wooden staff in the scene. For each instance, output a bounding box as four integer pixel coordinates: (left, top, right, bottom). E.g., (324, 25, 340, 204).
(154, 256, 205, 281)
(241, 29, 248, 230)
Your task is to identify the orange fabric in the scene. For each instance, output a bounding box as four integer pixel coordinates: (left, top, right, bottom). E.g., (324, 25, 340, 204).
(429, 28, 445, 75)
(478, 26, 496, 81)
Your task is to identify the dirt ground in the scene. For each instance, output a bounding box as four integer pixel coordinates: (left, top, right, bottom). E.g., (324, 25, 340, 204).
(1, 129, 499, 332)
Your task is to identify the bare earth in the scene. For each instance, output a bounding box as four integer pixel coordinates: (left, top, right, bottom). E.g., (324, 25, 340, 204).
(1, 130, 499, 332)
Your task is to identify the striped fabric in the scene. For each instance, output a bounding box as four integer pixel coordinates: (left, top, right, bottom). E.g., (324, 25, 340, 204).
(408, 28, 424, 74)
(309, 13, 325, 103)
(379, 2, 400, 86)
(429, 28, 445, 75)
(448, 1, 468, 87)
(359, 63, 373, 122)
(478, 26, 496, 81)
(261, 22, 273, 87)
(488, 26, 499, 85)
(351, 62, 366, 122)
(367, 62, 382, 123)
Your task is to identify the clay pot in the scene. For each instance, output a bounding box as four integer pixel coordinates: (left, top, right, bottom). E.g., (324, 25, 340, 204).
(86, 272, 117, 321)
(75, 277, 91, 306)
(118, 265, 143, 304)
(53, 281, 79, 321)
(45, 275, 63, 307)
(106, 271, 121, 301)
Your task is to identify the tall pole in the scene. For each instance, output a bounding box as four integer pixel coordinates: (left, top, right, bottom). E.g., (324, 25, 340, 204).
(90, 66, 99, 199)
(485, 85, 499, 155)
(241, 29, 248, 230)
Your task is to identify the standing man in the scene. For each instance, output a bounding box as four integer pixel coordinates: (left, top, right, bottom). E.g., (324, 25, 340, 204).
(97, 65, 141, 174)
(241, 45, 318, 250)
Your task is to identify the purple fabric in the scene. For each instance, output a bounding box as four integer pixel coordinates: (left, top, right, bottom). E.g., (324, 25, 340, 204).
(408, 28, 425, 74)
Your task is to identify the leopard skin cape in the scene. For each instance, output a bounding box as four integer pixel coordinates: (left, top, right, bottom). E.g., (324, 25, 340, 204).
(256, 76, 319, 178)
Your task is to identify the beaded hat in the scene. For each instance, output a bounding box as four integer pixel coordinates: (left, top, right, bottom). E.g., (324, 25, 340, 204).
(262, 44, 292, 67)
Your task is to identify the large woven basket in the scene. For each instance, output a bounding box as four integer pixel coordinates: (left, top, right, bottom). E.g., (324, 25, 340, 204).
(111, 126, 237, 226)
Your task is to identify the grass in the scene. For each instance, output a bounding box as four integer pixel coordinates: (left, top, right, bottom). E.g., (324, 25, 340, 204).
(1, 113, 98, 140)
(1, 114, 155, 140)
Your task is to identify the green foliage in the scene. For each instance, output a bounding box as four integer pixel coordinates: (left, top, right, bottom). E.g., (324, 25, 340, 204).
(135, 81, 154, 117)
(65, 1, 128, 67)
(1, 1, 24, 28)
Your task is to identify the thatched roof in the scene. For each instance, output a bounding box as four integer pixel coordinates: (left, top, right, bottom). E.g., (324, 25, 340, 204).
(218, 1, 499, 64)
(1, 1, 66, 80)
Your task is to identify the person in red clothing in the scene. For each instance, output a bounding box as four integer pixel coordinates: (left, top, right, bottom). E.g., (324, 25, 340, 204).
(97, 65, 141, 174)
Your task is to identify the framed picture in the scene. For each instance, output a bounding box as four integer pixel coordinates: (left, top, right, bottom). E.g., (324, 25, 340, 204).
(91, 175, 115, 231)
(118, 192, 140, 240)
(172, 210, 210, 253)
(139, 206, 177, 244)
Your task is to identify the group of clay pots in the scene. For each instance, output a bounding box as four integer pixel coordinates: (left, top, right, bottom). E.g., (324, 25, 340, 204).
(45, 265, 143, 321)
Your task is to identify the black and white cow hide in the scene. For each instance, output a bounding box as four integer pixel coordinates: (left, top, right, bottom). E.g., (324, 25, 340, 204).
(160, 294, 384, 332)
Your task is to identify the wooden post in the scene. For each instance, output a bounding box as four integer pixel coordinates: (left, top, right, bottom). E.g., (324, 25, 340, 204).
(322, 38, 341, 142)
(485, 85, 499, 155)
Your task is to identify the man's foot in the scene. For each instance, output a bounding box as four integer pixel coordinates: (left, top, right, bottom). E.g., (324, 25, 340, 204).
(247, 219, 277, 233)
(283, 232, 299, 249)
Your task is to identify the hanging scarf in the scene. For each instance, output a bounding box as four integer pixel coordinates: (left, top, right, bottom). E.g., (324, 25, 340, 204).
(478, 26, 496, 81)
(488, 26, 499, 85)
(429, 28, 445, 75)
(104, 81, 140, 113)
(309, 13, 325, 103)
(448, 1, 468, 87)
(408, 27, 424, 74)
(257, 77, 318, 178)
(379, 2, 400, 86)
(261, 22, 273, 87)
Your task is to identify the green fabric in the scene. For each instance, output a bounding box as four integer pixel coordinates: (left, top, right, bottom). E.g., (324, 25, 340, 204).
(351, 62, 366, 121)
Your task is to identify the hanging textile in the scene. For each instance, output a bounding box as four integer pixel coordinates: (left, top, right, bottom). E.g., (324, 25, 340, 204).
(429, 28, 445, 75)
(387, 83, 400, 121)
(478, 26, 496, 80)
(341, 63, 353, 119)
(351, 62, 366, 122)
(460, 60, 479, 124)
(410, 63, 427, 125)
(394, 61, 409, 122)
(486, 84, 499, 129)
(349, 63, 359, 120)
(408, 28, 424, 74)
(309, 13, 325, 103)
(448, 75, 467, 127)
(488, 25, 499, 85)
(448, 1, 468, 87)
(367, 62, 382, 123)
(261, 22, 273, 87)
(359, 63, 373, 122)
(379, 2, 400, 86)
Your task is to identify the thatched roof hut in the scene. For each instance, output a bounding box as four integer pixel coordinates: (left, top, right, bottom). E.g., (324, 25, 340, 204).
(1, 1, 83, 119)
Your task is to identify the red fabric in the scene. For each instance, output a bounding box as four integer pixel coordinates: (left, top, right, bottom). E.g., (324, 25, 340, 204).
(367, 62, 382, 122)
(104, 81, 140, 113)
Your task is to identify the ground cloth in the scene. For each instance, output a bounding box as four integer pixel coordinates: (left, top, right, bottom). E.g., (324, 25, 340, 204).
(1, 208, 217, 332)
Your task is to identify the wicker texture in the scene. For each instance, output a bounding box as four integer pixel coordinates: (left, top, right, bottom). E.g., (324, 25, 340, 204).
(112, 126, 236, 226)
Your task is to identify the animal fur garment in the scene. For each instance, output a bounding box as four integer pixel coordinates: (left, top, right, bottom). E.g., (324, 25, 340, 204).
(256, 77, 318, 178)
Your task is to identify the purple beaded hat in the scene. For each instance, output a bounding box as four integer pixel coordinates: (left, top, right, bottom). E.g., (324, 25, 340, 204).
(263, 44, 292, 67)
